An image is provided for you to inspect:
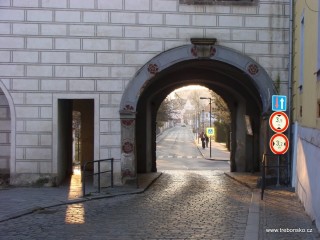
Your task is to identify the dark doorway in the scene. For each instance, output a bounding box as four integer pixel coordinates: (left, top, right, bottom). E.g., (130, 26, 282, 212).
(57, 99, 94, 185)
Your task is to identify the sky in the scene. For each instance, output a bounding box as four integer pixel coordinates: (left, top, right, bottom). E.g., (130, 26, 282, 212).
(173, 85, 208, 92)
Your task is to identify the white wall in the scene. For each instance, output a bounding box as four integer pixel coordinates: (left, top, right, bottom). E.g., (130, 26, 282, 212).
(0, 0, 290, 184)
(294, 125, 320, 232)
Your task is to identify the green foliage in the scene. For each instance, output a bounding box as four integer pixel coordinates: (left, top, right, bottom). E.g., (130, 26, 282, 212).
(214, 121, 230, 142)
(210, 92, 231, 125)
(157, 97, 183, 124)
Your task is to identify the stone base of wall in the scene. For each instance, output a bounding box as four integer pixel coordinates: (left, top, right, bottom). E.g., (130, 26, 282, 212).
(10, 173, 57, 187)
(0, 168, 9, 174)
(295, 125, 320, 232)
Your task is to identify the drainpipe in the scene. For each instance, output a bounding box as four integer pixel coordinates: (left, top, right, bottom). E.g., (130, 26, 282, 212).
(288, 0, 294, 185)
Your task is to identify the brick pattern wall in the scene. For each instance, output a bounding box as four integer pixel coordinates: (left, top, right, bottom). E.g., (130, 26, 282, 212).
(0, 0, 289, 176)
(179, 0, 255, 5)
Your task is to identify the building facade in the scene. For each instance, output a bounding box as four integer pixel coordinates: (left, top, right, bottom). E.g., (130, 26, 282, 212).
(0, 0, 290, 186)
(292, 0, 320, 231)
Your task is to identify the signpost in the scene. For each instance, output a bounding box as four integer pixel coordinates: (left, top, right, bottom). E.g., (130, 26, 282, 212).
(268, 95, 290, 187)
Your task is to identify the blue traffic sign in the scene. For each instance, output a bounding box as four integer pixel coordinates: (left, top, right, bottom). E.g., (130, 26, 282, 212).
(272, 95, 287, 112)
(206, 127, 215, 136)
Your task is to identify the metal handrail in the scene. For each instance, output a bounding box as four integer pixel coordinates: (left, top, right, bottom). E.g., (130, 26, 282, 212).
(82, 158, 114, 197)
(261, 153, 287, 200)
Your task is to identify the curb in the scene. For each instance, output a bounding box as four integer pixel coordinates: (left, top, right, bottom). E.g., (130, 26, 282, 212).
(224, 172, 260, 240)
(224, 172, 257, 190)
(194, 139, 230, 161)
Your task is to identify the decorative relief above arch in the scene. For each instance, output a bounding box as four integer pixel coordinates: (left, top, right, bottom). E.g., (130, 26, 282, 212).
(247, 63, 260, 76)
(147, 63, 159, 75)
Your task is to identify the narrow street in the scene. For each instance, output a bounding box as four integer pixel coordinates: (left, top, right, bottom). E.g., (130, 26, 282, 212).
(0, 171, 251, 240)
(157, 125, 230, 171)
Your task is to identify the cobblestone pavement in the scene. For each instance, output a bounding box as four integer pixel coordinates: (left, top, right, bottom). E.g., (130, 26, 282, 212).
(259, 189, 320, 240)
(0, 170, 252, 240)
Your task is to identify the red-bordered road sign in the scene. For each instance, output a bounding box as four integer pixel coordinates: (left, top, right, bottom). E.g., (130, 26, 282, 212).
(269, 133, 289, 155)
(269, 111, 289, 133)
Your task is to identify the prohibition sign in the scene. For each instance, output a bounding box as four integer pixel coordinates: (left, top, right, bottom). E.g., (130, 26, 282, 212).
(269, 133, 289, 155)
(269, 111, 289, 133)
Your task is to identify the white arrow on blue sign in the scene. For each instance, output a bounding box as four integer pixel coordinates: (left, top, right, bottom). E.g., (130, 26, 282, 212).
(272, 95, 287, 112)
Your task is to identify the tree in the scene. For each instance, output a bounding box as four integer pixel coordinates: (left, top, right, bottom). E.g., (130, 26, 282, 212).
(157, 96, 183, 127)
(211, 93, 230, 125)
(211, 92, 231, 146)
(157, 98, 172, 125)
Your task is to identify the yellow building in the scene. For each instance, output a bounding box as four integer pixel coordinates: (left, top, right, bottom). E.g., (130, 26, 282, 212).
(292, 0, 320, 231)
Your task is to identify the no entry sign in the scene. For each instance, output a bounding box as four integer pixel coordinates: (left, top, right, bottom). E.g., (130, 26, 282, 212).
(269, 111, 289, 133)
(269, 133, 289, 155)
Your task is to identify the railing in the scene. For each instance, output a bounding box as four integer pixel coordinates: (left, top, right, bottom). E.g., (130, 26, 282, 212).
(82, 158, 114, 197)
(261, 154, 288, 200)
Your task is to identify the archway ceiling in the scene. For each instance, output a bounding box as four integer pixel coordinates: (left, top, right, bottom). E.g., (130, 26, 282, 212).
(137, 59, 262, 115)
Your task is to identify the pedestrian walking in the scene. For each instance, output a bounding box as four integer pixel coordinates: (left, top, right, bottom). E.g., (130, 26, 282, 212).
(200, 132, 206, 149)
(205, 134, 209, 148)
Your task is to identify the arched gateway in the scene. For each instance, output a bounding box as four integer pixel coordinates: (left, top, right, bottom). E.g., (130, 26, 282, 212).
(120, 43, 276, 183)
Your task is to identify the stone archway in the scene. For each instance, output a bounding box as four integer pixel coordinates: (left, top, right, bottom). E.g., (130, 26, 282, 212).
(0, 81, 15, 182)
(120, 44, 276, 183)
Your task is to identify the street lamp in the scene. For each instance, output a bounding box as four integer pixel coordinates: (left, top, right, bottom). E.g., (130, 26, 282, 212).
(201, 109, 204, 132)
(200, 97, 212, 158)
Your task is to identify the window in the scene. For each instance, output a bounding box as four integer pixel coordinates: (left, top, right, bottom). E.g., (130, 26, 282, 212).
(179, 0, 255, 5)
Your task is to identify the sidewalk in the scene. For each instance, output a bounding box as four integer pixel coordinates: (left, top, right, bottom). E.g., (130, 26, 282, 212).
(195, 138, 230, 161)
(0, 172, 161, 223)
(195, 140, 320, 239)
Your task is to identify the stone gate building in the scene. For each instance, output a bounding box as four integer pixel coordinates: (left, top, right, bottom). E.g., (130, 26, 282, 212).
(0, 0, 290, 185)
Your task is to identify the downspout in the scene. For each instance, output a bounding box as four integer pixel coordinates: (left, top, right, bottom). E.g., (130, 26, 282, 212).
(288, 0, 294, 185)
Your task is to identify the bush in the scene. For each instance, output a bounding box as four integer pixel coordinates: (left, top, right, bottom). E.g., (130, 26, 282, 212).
(214, 122, 229, 143)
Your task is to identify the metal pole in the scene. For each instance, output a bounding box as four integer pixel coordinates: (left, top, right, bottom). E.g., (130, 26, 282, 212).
(82, 162, 86, 197)
(202, 110, 204, 132)
(197, 112, 200, 144)
(287, 0, 293, 186)
(261, 154, 266, 200)
(111, 158, 114, 187)
(98, 161, 101, 193)
(209, 98, 212, 158)
(276, 155, 280, 187)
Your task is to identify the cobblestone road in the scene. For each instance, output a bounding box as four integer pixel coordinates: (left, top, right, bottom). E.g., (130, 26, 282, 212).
(0, 170, 251, 240)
